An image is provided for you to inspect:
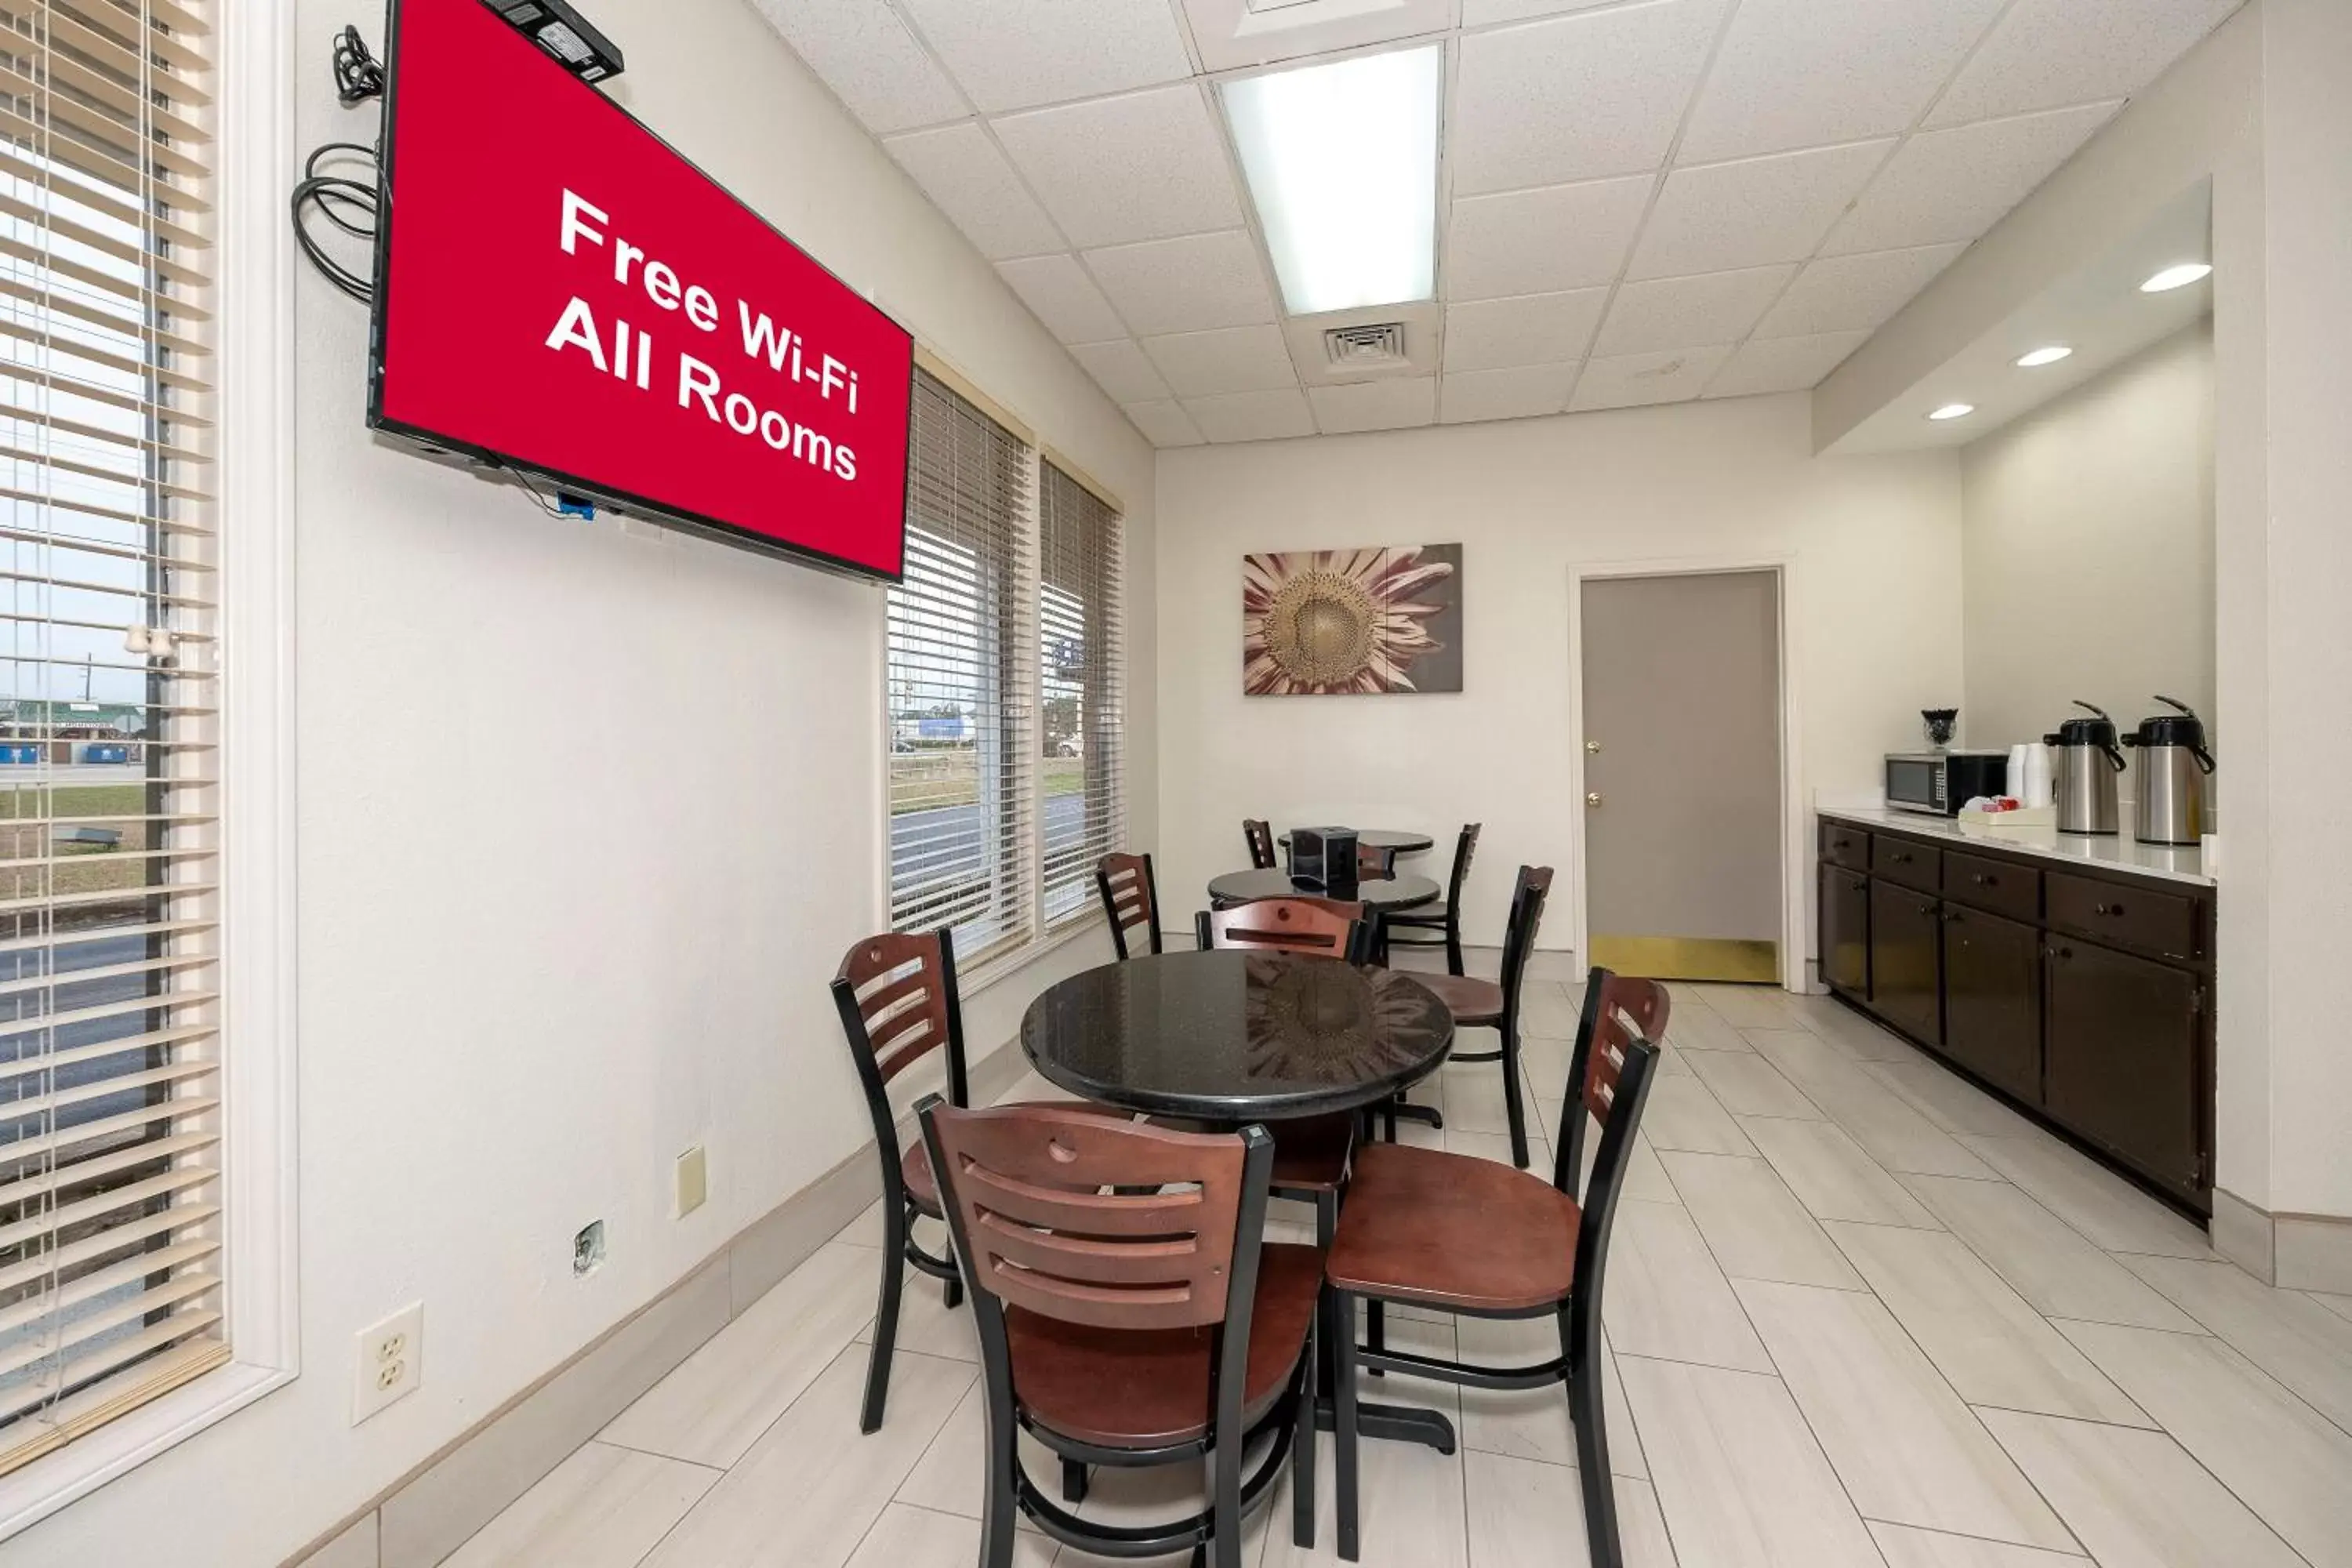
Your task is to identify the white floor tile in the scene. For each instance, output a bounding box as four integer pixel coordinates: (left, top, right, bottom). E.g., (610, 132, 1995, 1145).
(1822, 1222, 2148, 1425)
(2314, 1290, 2352, 1326)
(1897, 1174, 2202, 1333)
(605, 1240, 877, 1468)
(1734, 1279, 2075, 1551)
(1602, 1200, 1774, 1374)
(1658, 1000, 1752, 1055)
(1682, 1048, 1824, 1120)
(1861, 1058, 2044, 1141)
(892, 1378, 1056, 1530)
(442, 1442, 717, 1568)
(1657, 1152, 1867, 1290)
(1739, 1116, 1944, 1229)
(1792, 999, 1926, 1063)
(2057, 1319, 2352, 1567)
(1955, 1136, 2215, 1261)
(1453, 1312, 1644, 1479)
(1978, 1408, 2307, 1568)
(1690, 984, 1806, 1031)
(1865, 1521, 2086, 1567)
(2117, 1253, 2352, 1433)
(1638, 1076, 1757, 1156)
(643, 1346, 973, 1568)
(853, 1264, 981, 1363)
(842, 1503, 1055, 1567)
(1462, 1450, 1673, 1568)
(1617, 1354, 1883, 1568)
(1261, 1404, 1468, 1568)
(1748, 1033, 1997, 1179)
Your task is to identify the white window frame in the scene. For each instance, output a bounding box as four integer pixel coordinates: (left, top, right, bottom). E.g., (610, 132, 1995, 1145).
(0, 0, 300, 1536)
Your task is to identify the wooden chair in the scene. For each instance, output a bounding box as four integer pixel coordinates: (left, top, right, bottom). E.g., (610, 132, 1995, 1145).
(1385, 822, 1479, 975)
(1407, 865, 1552, 1169)
(1243, 818, 1277, 870)
(916, 1101, 1322, 1568)
(1094, 851, 1162, 960)
(831, 928, 1124, 1433)
(1323, 970, 1669, 1565)
(1355, 841, 1396, 879)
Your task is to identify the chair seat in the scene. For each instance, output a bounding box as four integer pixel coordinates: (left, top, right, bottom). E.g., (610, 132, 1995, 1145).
(1007, 1243, 1325, 1449)
(1385, 901, 1450, 929)
(1269, 1111, 1354, 1194)
(1325, 1143, 1581, 1313)
(902, 1100, 1130, 1216)
(1411, 971, 1504, 1025)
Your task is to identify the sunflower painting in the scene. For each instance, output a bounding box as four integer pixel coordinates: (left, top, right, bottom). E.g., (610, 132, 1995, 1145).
(1242, 545, 1463, 696)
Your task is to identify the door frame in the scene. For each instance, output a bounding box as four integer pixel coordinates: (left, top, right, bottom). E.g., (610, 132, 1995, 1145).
(1564, 554, 1806, 993)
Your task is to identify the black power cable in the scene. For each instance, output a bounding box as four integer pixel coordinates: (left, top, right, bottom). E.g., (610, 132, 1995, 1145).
(330, 24, 385, 104)
(293, 27, 386, 303)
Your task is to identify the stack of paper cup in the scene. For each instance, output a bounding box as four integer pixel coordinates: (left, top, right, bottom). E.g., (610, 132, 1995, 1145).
(2006, 745, 2029, 801)
(2023, 744, 2053, 808)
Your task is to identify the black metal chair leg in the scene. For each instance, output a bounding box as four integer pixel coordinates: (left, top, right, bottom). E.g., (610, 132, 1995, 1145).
(979, 1350, 1021, 1568)
(1501, 1029, 1531, 1171)
(1334, 1289, 1361, 1563)
(1563, 1305, 1620, 1568)
(861, 1205, 907, 1435)
(1445, 924, 1464, 977)
(1366, 1299, 1385, 1378)
(1295, 1313, 1319, 1548)
(1062, 1457, 1090, 1506)
(942, 1272, 964, 1310)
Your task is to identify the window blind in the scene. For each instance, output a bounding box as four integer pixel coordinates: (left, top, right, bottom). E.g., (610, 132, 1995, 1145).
(887, 371, 1033, 962)
(1036, 463, 1120, 927)
(0, 0, 224, 1476)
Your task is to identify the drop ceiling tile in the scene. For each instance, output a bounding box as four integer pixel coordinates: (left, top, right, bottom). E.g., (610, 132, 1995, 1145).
(1928, 0, 2241, 129)
(1308, 378, 1439, 434)
(1752, 243, 1965, 339)
(1141, 325, 1298, 397)
(1461, 0, 1626, 26)
(751, 0, 967, 134)
(1446, 175, 1653, 302)
(1703, 330, 1871, 398)
(994, 254, 1130, 343)
(895, 0, 1194, 114)
(1122, 398, 1204, 447)
(992, 86, 1245, 249)
(1630, 139, 1893, 280)
(1452, 0, 1730, 194)
(881, 122, 1065, 260)
(1083, 231, 1277, 337)
(1442, 289, 1607, 372)
(1439, 364, 1577, 423)
(1678, 0, 2007, 162)
(1183, 387, 1316, 443)
(1822, 101, 2122, 256)
(1569, 345, 1733, 412)
(1069, 339, 1173, 403)
(1594, 264, 1795, 357)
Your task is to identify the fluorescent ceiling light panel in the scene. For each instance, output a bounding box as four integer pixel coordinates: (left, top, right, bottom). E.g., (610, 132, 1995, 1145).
(2140, 262, 2212, 292)
(1927, 402, 1976, 421)
(2016, 345, 2073, 367)
(1223, 45, 1441, 317)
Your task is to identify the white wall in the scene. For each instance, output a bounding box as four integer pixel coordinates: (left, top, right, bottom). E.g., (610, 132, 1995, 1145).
(1153, 393, 1963, 955)
(1960, 322, 2216, 753)
(0, 2, 1155, 1563)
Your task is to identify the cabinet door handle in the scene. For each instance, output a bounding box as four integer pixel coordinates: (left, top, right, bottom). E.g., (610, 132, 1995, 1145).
(1890, 851, 1912, 864)
(2049, 945, 2073, 961)
(1972, 873, 1995, 887)
(2094, 901, 2125, 917)
(1917, 901, 1936, 916)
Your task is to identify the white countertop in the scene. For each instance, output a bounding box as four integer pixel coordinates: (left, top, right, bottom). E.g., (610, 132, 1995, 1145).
(1818, 805, 2215, 889)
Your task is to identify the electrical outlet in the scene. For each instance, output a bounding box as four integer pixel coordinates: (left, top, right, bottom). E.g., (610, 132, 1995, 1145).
(352, 1302, 423, 1425)
(574, 1219, 606, 1276)
(675, 1145, 708, 1218)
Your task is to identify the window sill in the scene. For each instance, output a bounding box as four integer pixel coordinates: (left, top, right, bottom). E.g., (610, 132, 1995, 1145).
(958, 909, 1108, 1001)
(0, 1359, 295, 1542)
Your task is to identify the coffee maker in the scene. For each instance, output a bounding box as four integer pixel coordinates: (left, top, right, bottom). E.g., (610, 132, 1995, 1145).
(2043, 700, 2125, 836)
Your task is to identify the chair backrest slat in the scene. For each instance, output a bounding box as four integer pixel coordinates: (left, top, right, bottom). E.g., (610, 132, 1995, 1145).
(1243, 818, 1277, 870)
(1196, 896, 1369, 964)
(920, 1103, 1271, 1334)
(1094, 851, 1163, 960)
(1552, 967, 1671, 1199)
(1496, 866, 1555, 1036)
(1446, 823, 1482, 905)
(833, 930, 964, 1095)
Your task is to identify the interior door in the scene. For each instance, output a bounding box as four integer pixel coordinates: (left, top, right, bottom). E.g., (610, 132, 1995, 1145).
(1581, 571, 1782, 983)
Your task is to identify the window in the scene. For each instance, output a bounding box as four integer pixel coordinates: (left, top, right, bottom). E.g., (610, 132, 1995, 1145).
(0, 0, 223, 1475)
(1037, 463, 1121, 926)
(887, 371, 1033, 961)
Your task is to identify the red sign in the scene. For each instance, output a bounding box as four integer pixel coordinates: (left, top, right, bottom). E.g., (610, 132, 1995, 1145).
(371, 0, 913, 579)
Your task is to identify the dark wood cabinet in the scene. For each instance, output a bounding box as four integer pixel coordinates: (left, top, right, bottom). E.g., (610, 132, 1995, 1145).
(1820, 865, 1870, 1000)
(1942, 905, 2042, 1105)
(2045, 938, 2205, 1203)
(1867, 884, 1942, 1046)
(1817, 815, 2212, 1216)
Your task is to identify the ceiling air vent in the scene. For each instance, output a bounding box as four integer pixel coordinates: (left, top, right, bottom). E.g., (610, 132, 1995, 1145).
(1323, 321, 1407, 369)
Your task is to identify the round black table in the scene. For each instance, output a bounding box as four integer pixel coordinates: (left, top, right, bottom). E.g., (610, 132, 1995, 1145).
(1207, 868, 1442, 911)
(1278, 829, 1436, 855)
(1020, 949, 1454, 1122)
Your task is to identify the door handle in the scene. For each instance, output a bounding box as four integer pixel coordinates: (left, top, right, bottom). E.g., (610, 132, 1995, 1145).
(1585, 740, 1602, 754)
(1585, 792, 1603, 808)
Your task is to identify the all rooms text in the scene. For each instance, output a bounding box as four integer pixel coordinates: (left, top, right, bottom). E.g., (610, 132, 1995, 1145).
(543, 189, 866, 482)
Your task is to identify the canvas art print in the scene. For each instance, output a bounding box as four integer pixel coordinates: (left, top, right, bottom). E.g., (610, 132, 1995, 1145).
(1242, 545, 1464, 695)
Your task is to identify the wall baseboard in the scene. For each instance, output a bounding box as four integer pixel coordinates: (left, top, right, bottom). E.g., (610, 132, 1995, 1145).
(285, 1036, 1033, 1568)
(2210, 1188, 2352, 1294)
(2211, 1186, 2275, 1283)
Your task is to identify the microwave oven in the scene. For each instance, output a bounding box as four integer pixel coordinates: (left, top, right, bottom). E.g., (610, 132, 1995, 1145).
(1884, 750, 2009, 816)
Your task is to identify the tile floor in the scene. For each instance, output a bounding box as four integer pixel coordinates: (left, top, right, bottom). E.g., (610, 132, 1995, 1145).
(447, 971, 2352, 1568)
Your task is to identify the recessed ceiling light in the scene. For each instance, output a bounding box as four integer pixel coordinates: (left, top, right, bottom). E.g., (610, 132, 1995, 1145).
(2015, 345, 2073, 368)
(1222, 46, 1442, 317)
(2140, 263, 2212, 293)
(1927, 403, 1976, 421)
